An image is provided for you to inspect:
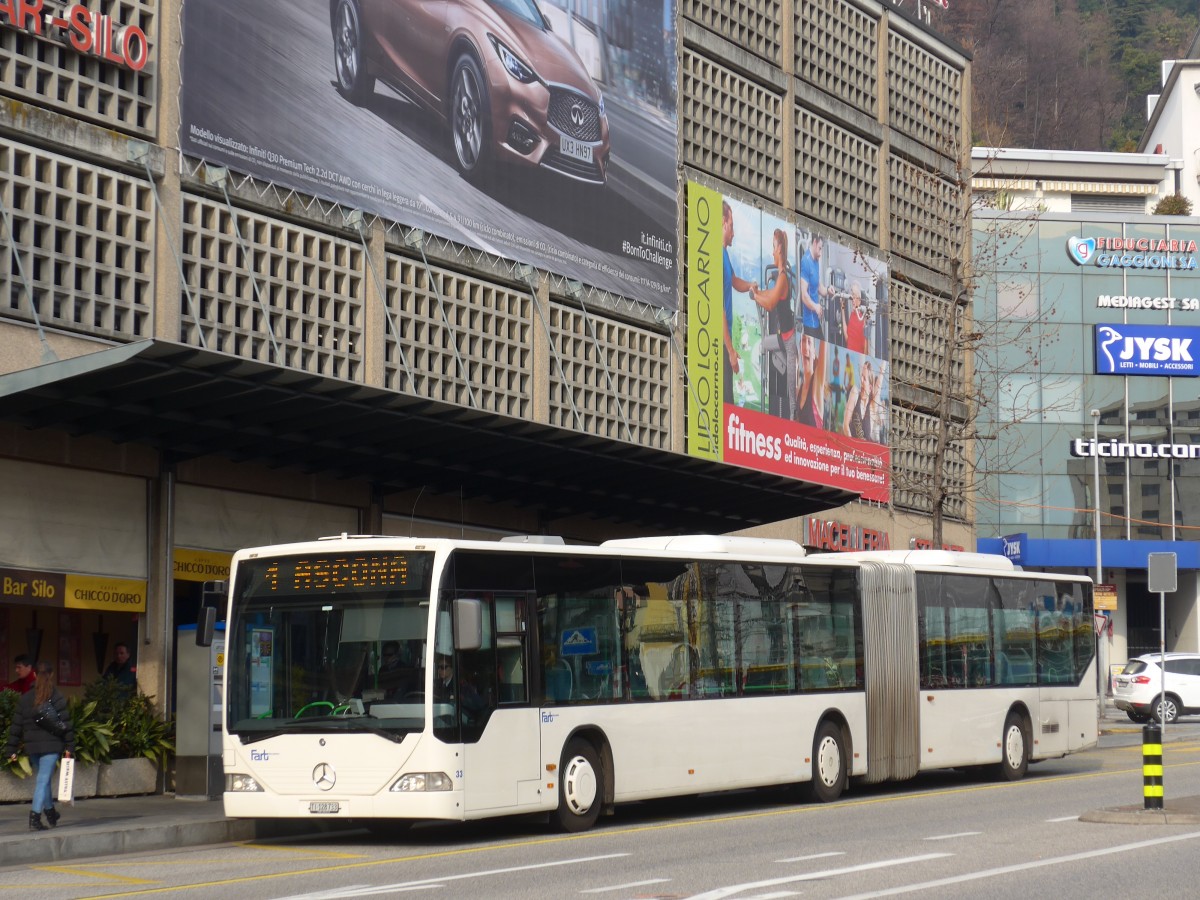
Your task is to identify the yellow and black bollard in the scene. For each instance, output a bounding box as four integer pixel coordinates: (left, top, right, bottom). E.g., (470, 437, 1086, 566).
(1143, 723, 1163, 810)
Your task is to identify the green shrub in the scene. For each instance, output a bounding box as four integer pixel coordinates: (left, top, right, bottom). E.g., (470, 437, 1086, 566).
(0, 681, 172, 775)
(1152, 193, 1194, 216)
(0, 689, 32, 778)
(110, 692, 175, 766)
(68, 698, 115, 767)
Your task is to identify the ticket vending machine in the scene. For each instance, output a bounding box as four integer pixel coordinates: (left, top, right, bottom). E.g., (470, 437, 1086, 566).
(175, 622, 224, 799)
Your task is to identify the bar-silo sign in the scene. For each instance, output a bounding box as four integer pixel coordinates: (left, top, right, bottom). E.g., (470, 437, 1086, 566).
(1094, 324, 1200, 376)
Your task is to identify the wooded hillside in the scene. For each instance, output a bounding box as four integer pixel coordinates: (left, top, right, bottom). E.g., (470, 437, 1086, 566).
(941, 0, 1198, 151)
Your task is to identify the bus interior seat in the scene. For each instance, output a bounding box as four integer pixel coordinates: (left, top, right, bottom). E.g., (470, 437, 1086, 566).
(545, 659, 572, 703)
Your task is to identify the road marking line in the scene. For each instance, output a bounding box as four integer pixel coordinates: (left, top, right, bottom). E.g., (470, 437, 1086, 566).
(30, 865, 155, 884)
(1045, 815, 1079, 822)
(830, 830, 1200, 899)
(923, 831, 981, 841)
(581, 878, 671, 893)
(683, 853, 951, 900)
(776, 851, 845, 863)
(273, 853, 631, 899)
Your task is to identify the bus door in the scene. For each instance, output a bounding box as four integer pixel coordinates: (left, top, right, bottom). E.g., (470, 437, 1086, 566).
(460, 594, 543, 814)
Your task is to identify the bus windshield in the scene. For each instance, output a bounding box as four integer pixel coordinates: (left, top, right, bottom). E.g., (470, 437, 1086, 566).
(224, 550, 436, 738)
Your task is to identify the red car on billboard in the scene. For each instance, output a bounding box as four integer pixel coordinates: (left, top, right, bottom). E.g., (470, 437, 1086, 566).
(330, 0, 610, 184)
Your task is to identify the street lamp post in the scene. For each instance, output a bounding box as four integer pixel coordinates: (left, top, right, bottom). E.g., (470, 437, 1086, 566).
(1091, 409, 1103, 585)
(1091, 408, 1105, 712)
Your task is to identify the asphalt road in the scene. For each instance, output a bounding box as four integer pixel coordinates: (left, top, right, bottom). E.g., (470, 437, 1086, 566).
(7, 722, 1200, 899)
(180, 0, 678, 307)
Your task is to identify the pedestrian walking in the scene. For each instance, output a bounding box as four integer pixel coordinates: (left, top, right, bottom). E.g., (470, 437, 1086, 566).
(4, 661, 74, 831)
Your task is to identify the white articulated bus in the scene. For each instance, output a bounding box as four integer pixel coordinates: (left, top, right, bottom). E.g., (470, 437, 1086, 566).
(211, 534, 1098, 831)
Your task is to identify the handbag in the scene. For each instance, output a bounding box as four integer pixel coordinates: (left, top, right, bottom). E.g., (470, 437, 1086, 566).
(57, 756, 75, 805)
(34, 700, 68, 739)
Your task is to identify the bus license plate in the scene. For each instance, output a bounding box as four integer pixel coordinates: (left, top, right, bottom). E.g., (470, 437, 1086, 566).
(560, 136, 593, 163)
(309, 801, 340, 814)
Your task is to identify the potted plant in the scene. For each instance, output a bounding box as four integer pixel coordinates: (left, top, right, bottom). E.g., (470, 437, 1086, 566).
(86, 679, 174, 796)
(0, 689, 114, 800)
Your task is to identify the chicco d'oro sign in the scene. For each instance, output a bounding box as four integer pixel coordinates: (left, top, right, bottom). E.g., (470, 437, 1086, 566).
(0, 1, 149, 71)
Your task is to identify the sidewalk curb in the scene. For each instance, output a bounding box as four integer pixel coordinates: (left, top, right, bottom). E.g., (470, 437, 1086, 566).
(1081, 804, 1200, 826)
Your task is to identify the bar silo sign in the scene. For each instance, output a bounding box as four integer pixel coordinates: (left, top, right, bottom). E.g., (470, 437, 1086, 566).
(1094, 324, 1200, 376)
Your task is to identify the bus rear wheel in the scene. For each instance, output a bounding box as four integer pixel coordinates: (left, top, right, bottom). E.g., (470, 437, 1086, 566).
(808, 721, 847, 803)
(554, 739, 603, 832)
(994, 711, 1029, 781)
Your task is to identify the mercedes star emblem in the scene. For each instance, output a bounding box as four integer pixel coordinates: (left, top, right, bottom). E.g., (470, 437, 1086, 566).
(313, 763, 336, 791)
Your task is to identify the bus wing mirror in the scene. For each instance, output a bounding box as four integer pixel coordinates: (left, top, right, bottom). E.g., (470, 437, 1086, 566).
(196, 605, 216, 647)
(454, 598, 484, 651)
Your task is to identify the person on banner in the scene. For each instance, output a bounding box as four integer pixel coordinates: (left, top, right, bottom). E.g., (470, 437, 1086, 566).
(799, 235, 832, 341)
(843, 359, 876, 441)
(4, 660, 73, 831)
(843, 282, 868, 354)
(5, 654, 36, 694)
(869, 361, 889, 445)
(750, 228, 799, 420)
(102, 642, 138, 692)
(721, 201, 757, 404)
(796, 332, 828, 429)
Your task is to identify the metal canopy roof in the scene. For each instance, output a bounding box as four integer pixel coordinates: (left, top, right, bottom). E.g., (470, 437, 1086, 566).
(0, 341, 854, 533)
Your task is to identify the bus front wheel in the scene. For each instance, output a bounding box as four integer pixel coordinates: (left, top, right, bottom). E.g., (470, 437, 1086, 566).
(995, 711, 1029, 781)
(554, 739, 603, 832)
(808, 721, 847, 803)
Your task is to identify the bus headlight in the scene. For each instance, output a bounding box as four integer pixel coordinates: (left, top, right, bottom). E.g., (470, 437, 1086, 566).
(392, 772, 452, 792)
(226, 773, 264, 792)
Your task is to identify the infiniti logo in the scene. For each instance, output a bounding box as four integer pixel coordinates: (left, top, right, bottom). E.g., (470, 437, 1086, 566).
(313, 763, 336, 791)
(570, 103, 585, 127)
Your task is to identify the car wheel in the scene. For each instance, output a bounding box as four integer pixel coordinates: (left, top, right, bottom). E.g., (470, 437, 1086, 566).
(554, 738, 603, 832)
(994, 711, 1029, 781)
(333, 0, 374, 105)
(807, 721, 847, 803)
(450, 54, 491, 180)
(1126, 710, 1151, 724)
(1153, 695, 1181, 725)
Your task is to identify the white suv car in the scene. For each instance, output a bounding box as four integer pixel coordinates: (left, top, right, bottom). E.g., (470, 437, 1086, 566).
(1113, 652, 1200, 724)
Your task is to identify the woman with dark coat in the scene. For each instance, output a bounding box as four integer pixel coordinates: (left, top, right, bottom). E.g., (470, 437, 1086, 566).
(4, 661, 74, 831)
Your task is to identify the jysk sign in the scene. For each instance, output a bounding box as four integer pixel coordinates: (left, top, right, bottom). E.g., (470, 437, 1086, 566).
(1094, 324, 1200, 376)
(1001, 533, 1027, 565)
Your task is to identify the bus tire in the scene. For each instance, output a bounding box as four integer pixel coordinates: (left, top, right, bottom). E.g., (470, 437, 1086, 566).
(554, 739, 603, 832)
(995, 711, 1029, 781)
(808, 721, 847, 803)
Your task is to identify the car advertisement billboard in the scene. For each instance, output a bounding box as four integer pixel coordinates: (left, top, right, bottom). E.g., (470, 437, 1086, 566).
(179, 0, 677, 308)
(687, 183, 890, 502)
(1094, 324, 1200, 376)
